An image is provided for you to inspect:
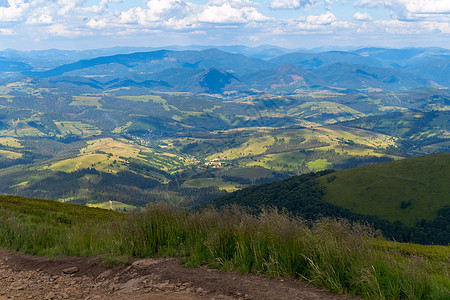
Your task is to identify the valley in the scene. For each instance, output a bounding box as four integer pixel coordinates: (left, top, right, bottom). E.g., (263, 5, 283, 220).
(0, 82, 447, 208)
(0, 46, 448, 242)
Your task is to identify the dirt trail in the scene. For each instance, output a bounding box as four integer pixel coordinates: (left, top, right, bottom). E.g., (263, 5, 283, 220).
(0, 250, 359, 300)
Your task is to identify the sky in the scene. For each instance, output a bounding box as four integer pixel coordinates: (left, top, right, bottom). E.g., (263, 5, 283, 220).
(0, 0, 449, 50)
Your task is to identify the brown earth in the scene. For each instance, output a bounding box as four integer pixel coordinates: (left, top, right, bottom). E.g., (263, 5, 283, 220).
(0, 250, 359, 300)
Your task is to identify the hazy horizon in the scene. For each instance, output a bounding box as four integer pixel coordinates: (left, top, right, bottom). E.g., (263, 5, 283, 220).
(1, 44, 449, 53)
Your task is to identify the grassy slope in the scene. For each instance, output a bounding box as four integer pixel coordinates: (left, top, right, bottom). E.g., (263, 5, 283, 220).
(86, 201, 137, 211)
(0, 195, 124, 256)
(320, 153, 450, 226)
(0, 197, 448, 299)
(182, 177, 240, 192)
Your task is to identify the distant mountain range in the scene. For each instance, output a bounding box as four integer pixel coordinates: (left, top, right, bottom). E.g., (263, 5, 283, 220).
(1, 46, 449, 93)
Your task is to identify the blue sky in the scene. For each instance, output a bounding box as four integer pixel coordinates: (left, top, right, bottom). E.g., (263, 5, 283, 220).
(0, 0, 449, 50)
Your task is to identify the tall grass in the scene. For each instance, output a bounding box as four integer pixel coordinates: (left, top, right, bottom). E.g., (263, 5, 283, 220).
(0, 196, 123, 256)
(117, 204, 449, 299)
(0, 198, 448, 299)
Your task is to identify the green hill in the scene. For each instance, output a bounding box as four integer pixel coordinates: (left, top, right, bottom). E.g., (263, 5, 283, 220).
(209, 153, 450, 245)
(0, 195, 124, 256)
(321, 153, 450, 227)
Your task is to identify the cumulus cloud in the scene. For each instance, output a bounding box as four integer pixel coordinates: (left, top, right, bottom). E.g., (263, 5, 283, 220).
(294, 11, 337, 30)
(119, 0, 191, 25)
(0, 0, 30, 22)
(26, 14, 54, 25)
(115, 0, 269, 27)
(351, 18, 450, 35)
(269, 0, 313, 10)
(356, 0, 450, 19)
(48, 23, 83, 37)
(0, 0, 449, 48)
(198, 2, 269, 23)
(353, 12, 372, 21)
(209, 0, 259, 8)
(86, 18, 109, 29)
(306, 11, 336, 25)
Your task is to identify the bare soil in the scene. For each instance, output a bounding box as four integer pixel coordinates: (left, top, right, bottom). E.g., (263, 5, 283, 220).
(0, 250, 359, 300)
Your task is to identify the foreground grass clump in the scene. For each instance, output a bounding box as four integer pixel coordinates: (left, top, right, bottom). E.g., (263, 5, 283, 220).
(0, 196, 448, 299)
(120, 204, 449, 299)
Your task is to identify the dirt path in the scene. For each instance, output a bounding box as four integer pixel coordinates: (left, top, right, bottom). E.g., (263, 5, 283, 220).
(74, 155, 87, 171)
(0, 250, 359, 300)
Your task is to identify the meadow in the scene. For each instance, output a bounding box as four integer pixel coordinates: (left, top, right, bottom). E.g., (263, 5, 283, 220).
(0, 196, 448, 299)
(182, 177, 240, 192)
(321, 153, 450, 226)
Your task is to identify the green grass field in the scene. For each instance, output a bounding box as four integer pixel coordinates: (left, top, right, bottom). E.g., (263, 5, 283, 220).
(54, 121, 101, 137)
(45, 153, 127, 173)
(0, 149, 23, 159)
(307, 158, 332, 170)
(87, 201, 137, 212)
(0, 137, 22, 148)
(182, 178, 239, 192)
(117, 95, 173, 111)
(207, 126, 397, 164)
(0, 120, 47, 137)
(321, 153, 450, 226)
(0, 195, 124, 256)
(43, 138, 183, 175)
(221, 166, 272, 179)
(287, 101, 366, 123)
(246, 151, 307, 171)
(69, 96, 101, 107)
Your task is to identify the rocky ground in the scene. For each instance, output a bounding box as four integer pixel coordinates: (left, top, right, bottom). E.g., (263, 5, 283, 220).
(0, 250, 359, 299)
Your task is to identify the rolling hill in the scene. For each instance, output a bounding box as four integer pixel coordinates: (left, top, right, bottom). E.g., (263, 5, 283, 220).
(319, 153, 449, 227)
(340, 111, 450, 154)
(209, 153, 450, 245)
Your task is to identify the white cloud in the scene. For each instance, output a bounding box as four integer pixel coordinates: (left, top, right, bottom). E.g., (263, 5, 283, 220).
(0, 0, 30, 22)
(118, 0, 193, 26)
(26, 14, 54, 25)
(209, 0, 259, 8)
(358, 19, 450, 35)
(146, 0, 187, 16)
(353, 12, 372, 21)
(48, 23, 83, 37)
(56, 0, 87, 15)
(331, 20, 353, 28)
(269, 0, 313, 10)
(0, 0, 449, 49)
(86, 18, 109, 29)
(356, 0, 450, 19)
(197, 2, 268, 23)
(0, 28, 13, 35)
(306, 11, 336, 25)
(115, 0, 269, 27)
